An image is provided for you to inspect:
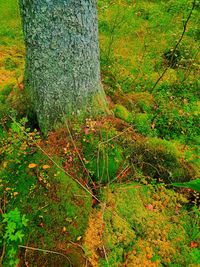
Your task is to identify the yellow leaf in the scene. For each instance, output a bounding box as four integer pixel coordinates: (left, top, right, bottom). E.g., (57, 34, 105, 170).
(28, 163, 37, 169)
(5, 187, 11, 191)
(3, 162, 7, 168)
(62, 226, 67, 233)
(13, 192, 19, 197)
(77, 236, 82, 241)
(43, 165, 50, 170)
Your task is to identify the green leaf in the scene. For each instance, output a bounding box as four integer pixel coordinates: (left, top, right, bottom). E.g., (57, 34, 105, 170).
(11, 230, 24, 242)
(11, 122, 20, 134)
(172, 179, 200, 192)
(22, 215, 28, 227)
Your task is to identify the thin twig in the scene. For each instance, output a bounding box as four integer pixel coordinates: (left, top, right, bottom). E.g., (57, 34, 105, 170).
(109, 165, 130, 185)
(97, 127, 132, 185)
(182, 49, 199, 82)
(0, 242, 6, 267)
(151, 0, 196, 92)
(9, 116, 101, 203)
(18, 245, 72, 266)
(98, 126, 132, 147)
(100, 203, 109, 266)
(63, 119, 93, 183)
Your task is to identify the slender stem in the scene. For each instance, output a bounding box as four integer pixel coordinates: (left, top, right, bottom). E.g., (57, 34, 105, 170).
(9, 116, 101, 203)
(151, 0, 196, 92)
(19, 245, 72, 266)
(0, 242, 6, 267)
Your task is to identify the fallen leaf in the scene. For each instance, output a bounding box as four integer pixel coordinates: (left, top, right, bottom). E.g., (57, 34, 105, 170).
(5, 187, 11, 191)
(28, 163, 37, 169)
(84, 127, 90, 135)
(62, 226, 67, 233)
(3, 161, 7, 168)
(13, 192, 19, 197)
(190, 241, 198, 248)
(146, 204, 154, 211)
(77, 236, 82, 241)
(175, 205, 180, 215)
(43, 165, 50, 170)
(65, 218, 73, 223)
(38, 223, 44, 228)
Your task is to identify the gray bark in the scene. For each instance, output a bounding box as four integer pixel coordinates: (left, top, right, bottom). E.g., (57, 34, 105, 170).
(19, 0, 107, 132)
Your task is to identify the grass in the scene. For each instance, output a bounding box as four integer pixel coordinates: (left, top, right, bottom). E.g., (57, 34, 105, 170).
(0, 0, 23, 46)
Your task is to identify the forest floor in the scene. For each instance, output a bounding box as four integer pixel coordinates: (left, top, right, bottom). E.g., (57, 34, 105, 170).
(0, 0, 200, 266)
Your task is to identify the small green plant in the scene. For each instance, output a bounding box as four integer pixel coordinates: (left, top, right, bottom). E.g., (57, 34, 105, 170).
(173, 179, 200, 192)
(1, 208, 28, 266)
(83, 129, 124, 184)
(114, 104, 132, 123)
(133, 113, 152, 136)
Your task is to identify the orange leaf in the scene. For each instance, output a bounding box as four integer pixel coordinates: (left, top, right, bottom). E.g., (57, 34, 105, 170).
(190, 241, 198, 248)
(3, 161, 7, 168)
(13, 192, 19, 197)
(28, 163, 37, 169)
(62, 226, 67, 233)
(43, 165, 50, 170)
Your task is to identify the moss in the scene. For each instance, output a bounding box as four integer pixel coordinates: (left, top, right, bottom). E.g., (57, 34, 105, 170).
(83, 183, 198, 267)
(4, 57, 18, 70)
(131, 137, 193, 183)
(119, 92, 155, 113)
(133, 113, 152, 135)
(83, 128, 124, 183)
(114, 104, 132, 123)
(1, 138, 92, 266)
(84, 204, 135, 267)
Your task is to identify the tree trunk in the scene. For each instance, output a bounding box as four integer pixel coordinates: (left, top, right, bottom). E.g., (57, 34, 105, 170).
(19, 0, 107, 132)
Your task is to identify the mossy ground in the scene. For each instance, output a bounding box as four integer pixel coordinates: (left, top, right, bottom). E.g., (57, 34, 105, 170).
(84, 183, 199, 267)
(0, 0, 200, 266)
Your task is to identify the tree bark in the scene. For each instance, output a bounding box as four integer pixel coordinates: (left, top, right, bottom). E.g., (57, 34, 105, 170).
(19, 0, 107, 132)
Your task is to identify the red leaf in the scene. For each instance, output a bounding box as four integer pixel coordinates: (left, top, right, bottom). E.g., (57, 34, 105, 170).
(190, 241, 198, 248)
(146, 204, 154, 211)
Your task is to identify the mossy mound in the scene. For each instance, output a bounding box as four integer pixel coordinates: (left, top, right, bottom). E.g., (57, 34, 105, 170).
(133, 113, 152, 135)
(114, 104, 132, 123)
(120, 92, 155, 113)
(0, 125, 92, 266)
(84, 183, 200, 266)
(82, 123, 124, 184)
(130, 137, 194, 183)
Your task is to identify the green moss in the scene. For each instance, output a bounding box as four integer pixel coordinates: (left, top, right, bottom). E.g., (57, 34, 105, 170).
(0, 125, 92, 265)
(114, 104, 132, 123)
(83, 129, 124, 183)
(133, 113, 152, 135)
(131, 137, 194, 183)
(96, 183, 199, 267)
(100, 208, 135, 266)
(0, 0, 23, 45)
(4, 57, 18, 70)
